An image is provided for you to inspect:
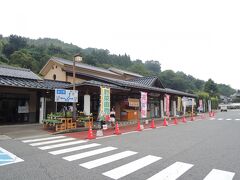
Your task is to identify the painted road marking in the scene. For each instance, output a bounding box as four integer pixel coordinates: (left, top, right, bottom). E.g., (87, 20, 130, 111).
(0, 147, 24, 166)
(63, 147, 117, 161)
(210, 118, 215, 120)
(80, 151, 138, 169)
(22, 136, 66, 143)
(102, 155, 161, 180)
(49, 143, 101, 155)
(147, 161, 193, 180)
(217, 118, 223, 120)
(39, 140, 87, 150)
(30, 138, 75, 146)
(235, 119, 240, 120)
(226, 119, 232, 121)
(203, 169, 235, 180)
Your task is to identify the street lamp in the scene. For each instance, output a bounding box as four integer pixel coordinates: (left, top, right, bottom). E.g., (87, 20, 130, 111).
(72, 53, 82, 121)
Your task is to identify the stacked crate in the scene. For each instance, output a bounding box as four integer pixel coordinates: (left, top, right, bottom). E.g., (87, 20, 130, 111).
(55, 119, 66, 131)
(66, 118, 77, 129)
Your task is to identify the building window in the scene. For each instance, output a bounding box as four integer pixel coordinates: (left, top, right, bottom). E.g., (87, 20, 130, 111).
(53, 74, 56, 80)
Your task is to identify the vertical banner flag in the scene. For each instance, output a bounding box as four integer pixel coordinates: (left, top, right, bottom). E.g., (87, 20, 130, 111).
(177, 97, 182, 112)
(191, 98, 195, 114)
(208, 100, 212, 112)
(182, 97, 187, 115)
(199, 99, 203, 112)
(166, 94, 170, 117)
(100, 87, 110, 115)
(164, 96, 167, 112)
(141, 92, 147, 118)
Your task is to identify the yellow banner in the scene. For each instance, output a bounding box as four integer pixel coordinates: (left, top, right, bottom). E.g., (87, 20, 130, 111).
(177, 97, 182, 112)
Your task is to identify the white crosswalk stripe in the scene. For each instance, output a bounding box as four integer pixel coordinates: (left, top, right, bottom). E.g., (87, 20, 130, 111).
(217, 118, 223, 120)
(235, 119, 240, 120)
(203, 169, 235, 180)
(22, 136, 66, 143)
(21, 135, 237, 180)
(30, 138, 75, 146)
(102, 155, 161, 180)
(39, 140, 87, 150)
(146, 162, 193, 180)
(226, 118, 232, 121)
(80, 151, 138, 169)
(63, 147, 117, 161)
(49, 143, 101, 155)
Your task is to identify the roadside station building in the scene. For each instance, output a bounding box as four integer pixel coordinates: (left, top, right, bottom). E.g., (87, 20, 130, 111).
(0, 57, 197, 125)
(40, 57, 197, 122)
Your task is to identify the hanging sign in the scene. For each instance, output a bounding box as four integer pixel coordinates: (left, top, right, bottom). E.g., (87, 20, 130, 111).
(141, 92, 147, 118)
(55, 89, 78, 102)
(100, 87, 111, 115)
(128, 98, 140, 107)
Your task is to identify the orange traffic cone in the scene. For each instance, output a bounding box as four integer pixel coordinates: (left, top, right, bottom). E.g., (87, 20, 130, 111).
(209, 112, 212, 117)
(173, 117, 178, 125)
(114, 122, 121, 135)
(136, 120, 142, 131)
(191, 114, 194, 121)
(163, 118, 168, 126)
(150, 118, 156, 128)
(87, 125, 95, 140)
(182, 116, 186, 123)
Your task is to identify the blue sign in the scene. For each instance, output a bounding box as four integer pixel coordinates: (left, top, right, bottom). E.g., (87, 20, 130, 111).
(55, 89, 78, 102)
(57, 89, 66, 94)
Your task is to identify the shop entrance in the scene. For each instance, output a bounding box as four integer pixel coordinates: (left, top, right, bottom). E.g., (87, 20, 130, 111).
(0, 93, 30, 125)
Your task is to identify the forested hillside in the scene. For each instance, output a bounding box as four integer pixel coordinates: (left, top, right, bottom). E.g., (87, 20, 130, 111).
(0, 34, 236, 97)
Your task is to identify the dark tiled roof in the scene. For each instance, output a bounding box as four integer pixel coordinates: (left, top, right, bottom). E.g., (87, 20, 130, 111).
(127, 76, 165, 88)
(51, 57, 119, 76)
(70, 72, 166, 93)
(74, 80, 129, 91)
(108, 67, 143, 77)
(0, 76, 70, 90)
(69, 71, 196, 97)
(0, 65, 42, 80)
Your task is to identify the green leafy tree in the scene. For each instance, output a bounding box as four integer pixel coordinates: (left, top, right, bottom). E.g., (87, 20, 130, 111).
(144, 60, 161, 74)
(9, 49, 38, 71)
(211, 97, 219, 109)
(127, 62, 150, 76)
(204, 79, 219, 97)
(217, 84, 236, 97)
(3, 35, 27, 57)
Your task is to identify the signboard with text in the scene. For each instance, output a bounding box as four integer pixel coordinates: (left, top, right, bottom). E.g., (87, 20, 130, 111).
(100, 87, 111, 115)
(55, 89, 78, 102)
(141, 92, 147, 118)
(166, 94, 170, 117)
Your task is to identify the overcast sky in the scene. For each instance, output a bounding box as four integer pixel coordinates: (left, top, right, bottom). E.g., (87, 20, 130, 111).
(1, 0, 240, 89)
